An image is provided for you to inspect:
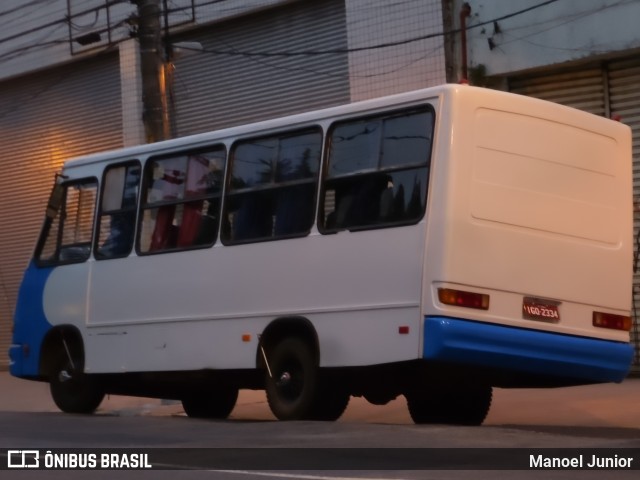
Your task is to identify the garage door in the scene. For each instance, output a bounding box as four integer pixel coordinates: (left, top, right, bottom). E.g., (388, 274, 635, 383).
(171, 0, 349, 136)
(0, 53, 122, 369)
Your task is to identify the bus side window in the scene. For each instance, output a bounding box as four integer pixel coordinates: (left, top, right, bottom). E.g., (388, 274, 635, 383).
(222, 129, 321, 244)
(35, 179, 98, 265)
(138, 146, 226, 254)
(96, 162, 141, 259)
(321, 107, 433, 232)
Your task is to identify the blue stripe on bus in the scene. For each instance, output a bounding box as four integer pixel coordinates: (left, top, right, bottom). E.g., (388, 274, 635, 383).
(423, 316, 634, 383)
(9, 261, 54, 378)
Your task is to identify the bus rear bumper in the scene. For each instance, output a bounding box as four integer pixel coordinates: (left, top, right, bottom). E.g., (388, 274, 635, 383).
(423, 316, 634, 384)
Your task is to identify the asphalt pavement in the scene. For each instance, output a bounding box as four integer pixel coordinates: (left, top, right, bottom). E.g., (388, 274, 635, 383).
(1, 371, 639, 428)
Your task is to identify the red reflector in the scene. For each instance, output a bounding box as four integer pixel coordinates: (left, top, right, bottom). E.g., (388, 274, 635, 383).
(438, 288, 489, 310)
(593, 312, 632, 331)
(398, 326, 410, 335)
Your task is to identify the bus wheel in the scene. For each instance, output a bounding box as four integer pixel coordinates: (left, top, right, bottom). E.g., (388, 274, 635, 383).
(182, 386, 239, 419)
(265, 337, 318, 420)
(405, 385, 492, 426)
(49, 352, 104, 414)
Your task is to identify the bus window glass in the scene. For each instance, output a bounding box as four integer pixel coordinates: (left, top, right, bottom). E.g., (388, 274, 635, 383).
(381, 112, 432, 168)
(328, 120, 380, 177)
(223, 128, 322, 244)
(147, 157, 187, 204)
(96, 162, 141, 259)
(139, 146, 226, 254)
(232, 139, 277, 188)
(322, 107, 433, 232)
(36, 179, 98, 265)
(277, 132, 320, 181)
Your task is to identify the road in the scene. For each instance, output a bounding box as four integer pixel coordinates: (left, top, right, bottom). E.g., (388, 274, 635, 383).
(0, 372, 639, 479)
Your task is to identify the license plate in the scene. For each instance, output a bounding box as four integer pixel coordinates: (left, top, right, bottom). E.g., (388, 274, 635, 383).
(523, 297, 560, 322)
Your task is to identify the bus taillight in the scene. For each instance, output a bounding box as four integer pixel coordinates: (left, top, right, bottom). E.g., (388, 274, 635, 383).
(592, 312, 632, 331)
(438, 288, 490, 310)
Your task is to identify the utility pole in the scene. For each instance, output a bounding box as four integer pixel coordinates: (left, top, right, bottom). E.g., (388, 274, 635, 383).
(135, 0, 169, 143)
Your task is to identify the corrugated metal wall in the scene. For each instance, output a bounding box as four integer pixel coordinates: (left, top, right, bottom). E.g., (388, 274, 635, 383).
(0, 53, 123, 368)
(609, 58, 640, 373)
(509, 58, 640, 373)
(171, 0, 350, 136)
(509, 68, 606, 116)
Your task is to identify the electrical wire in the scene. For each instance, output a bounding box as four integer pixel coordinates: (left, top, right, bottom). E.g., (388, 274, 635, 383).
(0, 0, 629, 115)
(0, 0, 128, 47)
(484, 0, 633, 34)
(0, 0, 54, 20)
(487, 0, 636, 54)
(171, 0, 560, 58)
(1, 0, 633, 62)
(0, 0, 577, 67)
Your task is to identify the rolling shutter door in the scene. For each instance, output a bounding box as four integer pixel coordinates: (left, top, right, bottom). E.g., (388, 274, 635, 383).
(609, 58, 640, 371)
(509, 67, 606, 116)
(172, 0, 349, 136)
(0, 53, 122, 368)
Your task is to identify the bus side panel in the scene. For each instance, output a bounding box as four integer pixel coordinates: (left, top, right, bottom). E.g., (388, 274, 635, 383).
(83, 225, 427, 373)
(9, 261, 55, 377)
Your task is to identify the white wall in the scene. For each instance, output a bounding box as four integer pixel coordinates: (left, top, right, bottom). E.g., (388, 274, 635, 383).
(458, 0, 640, 76)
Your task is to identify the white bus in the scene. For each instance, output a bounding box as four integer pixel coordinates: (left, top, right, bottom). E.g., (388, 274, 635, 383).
(9, 84, 635, 425)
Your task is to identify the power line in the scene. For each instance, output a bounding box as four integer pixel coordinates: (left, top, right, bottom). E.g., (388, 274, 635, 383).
(174, 0, 560, 58)
(0, 0, 616, 116)
(0, 0, 53, 20)
(0, 0, 560, 65)
(0, 0, 128, 47)
(488, 0, 635, 52)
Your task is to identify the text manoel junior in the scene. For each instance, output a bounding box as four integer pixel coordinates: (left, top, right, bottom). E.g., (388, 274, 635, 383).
(530, 454, 634, 469)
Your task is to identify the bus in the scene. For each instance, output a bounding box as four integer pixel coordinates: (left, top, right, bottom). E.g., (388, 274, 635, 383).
(9, 84, 635, 425)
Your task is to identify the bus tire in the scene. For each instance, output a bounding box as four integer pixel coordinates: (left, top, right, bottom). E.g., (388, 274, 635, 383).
(182, 386, 239, 419)
(406, 384, 492, 426)
(49, 352, 104, 414)
(265, 337, 318, 420)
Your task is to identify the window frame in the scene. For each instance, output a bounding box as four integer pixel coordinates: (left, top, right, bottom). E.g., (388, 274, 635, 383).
(137, 144, 227, 256)
(318, 105, 435, 234)
(221, 126, 323, 246)
(94, 160, 142, 261)
(34, 176, 99, 267)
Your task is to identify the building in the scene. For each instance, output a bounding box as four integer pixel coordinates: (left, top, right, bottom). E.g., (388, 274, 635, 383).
(0, 0, 446, 368)
(1, 0, 638, 372)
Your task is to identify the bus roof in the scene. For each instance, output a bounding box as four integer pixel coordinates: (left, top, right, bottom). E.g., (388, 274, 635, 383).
(62, 83, 621, 169)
